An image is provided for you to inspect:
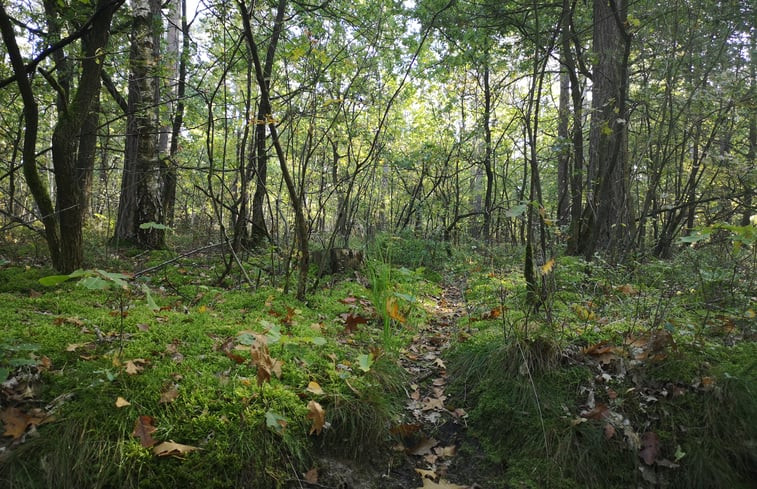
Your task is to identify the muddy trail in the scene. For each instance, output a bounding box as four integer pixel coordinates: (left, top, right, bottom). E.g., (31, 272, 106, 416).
(302, 276, 488, 489)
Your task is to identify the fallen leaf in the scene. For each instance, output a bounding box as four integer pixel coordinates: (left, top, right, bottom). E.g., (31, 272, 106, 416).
(604, 423, 616, 440)
(306, 401, 326, 435)
(1, 407, 45, 439)
(125, 360, 144, 375)
(408, 436, 438, 456)
(583, 403, 609, 420)
(265, 411, 288, 433)
(418, 478, 469, 489)
(250, 337, 283, 386)
(479, 307, 501, 320)
(415, 468, 436, 480)
(434, 445, 457, 458)
(303, 467, 318, 483)
(340, 312, 369, 333)
(640, 431, 660, 465)
(306, 381, 324, 395)
(153, 440, 200, 457)
(616, 283, 639, 295)
(159, 384, 179, 404)
(115, 397, 131, 408)
(132, 415, 157, 448)
(386, 296, 406, 324)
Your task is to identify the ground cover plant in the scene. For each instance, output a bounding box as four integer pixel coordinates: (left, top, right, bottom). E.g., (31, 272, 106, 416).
(0, 240, 439, 488)
(1, 230, 754, 489)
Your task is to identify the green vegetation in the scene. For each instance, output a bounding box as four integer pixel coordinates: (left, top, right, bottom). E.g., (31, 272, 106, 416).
(1, 232, 754, 488)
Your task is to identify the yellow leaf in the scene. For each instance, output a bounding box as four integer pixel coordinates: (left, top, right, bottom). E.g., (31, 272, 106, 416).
(540, 258, 555, 276)
(386, 297, 406, 324)
(306, 381, 324, 395)
(115, 397, 131, 408)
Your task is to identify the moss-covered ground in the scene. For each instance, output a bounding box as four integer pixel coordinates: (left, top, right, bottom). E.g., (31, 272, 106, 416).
(1, 232, 755, 489)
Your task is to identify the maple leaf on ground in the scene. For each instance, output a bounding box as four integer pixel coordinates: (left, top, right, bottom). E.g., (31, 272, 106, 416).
(339, 312, 369, 333)
(124, 359, 147, 375)
(306, 400, 326, 435)
(132, 415, 157, 447)
(1, 407, 46, 439)
(153, 440, 201, 457)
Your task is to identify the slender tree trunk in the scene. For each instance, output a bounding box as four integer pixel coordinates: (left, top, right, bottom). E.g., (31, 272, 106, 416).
(0, 5, 62, 268)
(482, 60, 494, 242)
(557, 43, 571, 226)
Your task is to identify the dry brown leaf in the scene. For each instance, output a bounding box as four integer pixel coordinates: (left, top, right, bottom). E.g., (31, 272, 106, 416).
(115, 397, 131, 408)
(153, 440, 200, 457)
(132, 415, 157, 448)
(1, 407, 45, 439)
(125, 360, 143, 375)
(159, 384, 180, 404)
(604, 423, 616, 440)
(303, 467, 318, 483)
(422, 397, 446, 411)
(408, 436, 438, 456)
(250, 338, 283, 387)
(640, 431, 660, 465)
(306, 400, 326, 435)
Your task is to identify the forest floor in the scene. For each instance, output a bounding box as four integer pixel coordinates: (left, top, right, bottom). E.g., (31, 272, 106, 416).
(1, 236, 756, 489)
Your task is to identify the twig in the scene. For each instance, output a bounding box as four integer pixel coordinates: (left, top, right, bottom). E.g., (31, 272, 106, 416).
(134, 242, 224, 277)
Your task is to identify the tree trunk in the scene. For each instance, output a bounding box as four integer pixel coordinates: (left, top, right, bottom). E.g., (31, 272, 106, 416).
(556, 40, 571, 226)
(576, 0, 633, 259)
(115, 0, 165, 248)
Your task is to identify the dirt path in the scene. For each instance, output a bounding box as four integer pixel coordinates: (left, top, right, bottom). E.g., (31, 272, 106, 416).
(389, 275, 480, 489)
(298, 276, 481, 489)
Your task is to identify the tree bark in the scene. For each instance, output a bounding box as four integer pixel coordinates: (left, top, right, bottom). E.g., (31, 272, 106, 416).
(575, 0, 633, 259)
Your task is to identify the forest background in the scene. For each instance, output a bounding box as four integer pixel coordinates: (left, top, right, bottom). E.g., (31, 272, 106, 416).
(0, 0, 755, 488)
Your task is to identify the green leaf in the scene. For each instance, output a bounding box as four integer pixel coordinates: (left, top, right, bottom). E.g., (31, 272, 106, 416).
(139, 222, 170, 230)
(357, 353, 373, 372)
(264, 411, 287, 434)
(39, 274, 73, 286)
(505, 204, 527, 218)
(264, 323, 282, 344)
(311, 337, 327, 346)
(142, 284, 159, 311)
(237, 332, 256, 345)
(79, 276, 111, 290)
